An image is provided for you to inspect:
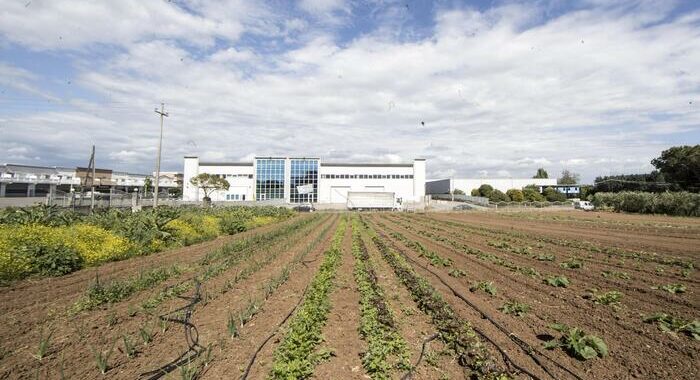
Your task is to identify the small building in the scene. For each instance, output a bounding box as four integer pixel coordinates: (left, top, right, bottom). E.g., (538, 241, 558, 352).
(426, 178, 557, 195)
(182, 156, 426, 206)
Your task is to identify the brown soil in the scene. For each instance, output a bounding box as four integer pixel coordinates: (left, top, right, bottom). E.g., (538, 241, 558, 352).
(1, 210, 697, 380)
(368, 212, 700, 380)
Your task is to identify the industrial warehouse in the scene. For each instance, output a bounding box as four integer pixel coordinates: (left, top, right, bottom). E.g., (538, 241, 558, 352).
(183, 156, 426, 208)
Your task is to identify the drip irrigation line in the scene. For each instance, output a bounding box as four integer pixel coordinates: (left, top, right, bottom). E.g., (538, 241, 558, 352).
(240, 284, 310, 380)
(401, 333, 439, 380)
(389, 235, 585, 380)
(140, 280, 204, 380)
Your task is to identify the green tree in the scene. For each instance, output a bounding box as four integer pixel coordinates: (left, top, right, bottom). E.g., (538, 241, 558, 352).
(489, 189, 510, 202)
(189, 173, 230, 202)
(143, 177, 152, 195)
(533, 168, 549, 179)
(478, 184, 494, 198)
(543, 187, 567, 202)
(452, 188, 465, 195)
(506, 189, 524, 202)
(651, 145, 700, 191)
(558, 170, 580, 185)
(471, 188, 480, 197)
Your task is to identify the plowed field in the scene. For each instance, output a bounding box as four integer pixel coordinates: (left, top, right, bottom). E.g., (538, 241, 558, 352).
(1, 210, 698, 379)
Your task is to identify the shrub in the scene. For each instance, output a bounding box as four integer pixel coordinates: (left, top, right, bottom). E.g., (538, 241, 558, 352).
(0, 225, 83, 280)
(523, 187, 545, 202)
(506, 189, 524, 202)
(245, 216, 277, 230)
(64, 225, 133, 265)
(593, 191, 700, 216)
(477, 184, 494, 198)
(165, 219, 202, 246)
(470, 188, 480, 197)
(489, 189, 510, 202)
(543, 187, 567, 202)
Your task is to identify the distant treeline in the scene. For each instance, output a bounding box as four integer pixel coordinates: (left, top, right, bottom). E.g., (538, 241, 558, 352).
(593, 171, 679, 193)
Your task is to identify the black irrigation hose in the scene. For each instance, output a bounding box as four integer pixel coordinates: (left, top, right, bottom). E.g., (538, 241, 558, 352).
(390, 237, 585, 380)
(240, 284, 310, 380)
(140, 280, 204, 380)
(401, 333, 439, 380)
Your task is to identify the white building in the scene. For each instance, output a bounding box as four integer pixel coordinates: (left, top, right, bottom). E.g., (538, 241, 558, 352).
(426, 178, 557, 194)
(182, 156, 426, 206)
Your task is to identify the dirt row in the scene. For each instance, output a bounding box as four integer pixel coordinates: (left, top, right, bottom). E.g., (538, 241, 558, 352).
(0, 214, 331, 379)
(437, 212, 700, 258)
(389, 214, 700, 309)
(368, 213, 699, 380)
(489, 211, 700, 239)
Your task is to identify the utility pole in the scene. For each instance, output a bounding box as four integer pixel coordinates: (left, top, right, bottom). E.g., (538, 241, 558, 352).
(154, 103, 169, 207)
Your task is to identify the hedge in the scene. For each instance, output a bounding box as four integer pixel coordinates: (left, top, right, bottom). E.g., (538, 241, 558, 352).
(592, 192, 700, 216)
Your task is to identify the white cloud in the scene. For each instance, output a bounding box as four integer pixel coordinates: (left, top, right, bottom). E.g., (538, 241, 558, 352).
(298, 0, 349, 14)
(0, 1, 699, 181)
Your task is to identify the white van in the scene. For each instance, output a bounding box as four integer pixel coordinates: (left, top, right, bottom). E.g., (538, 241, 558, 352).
(575, 200, 595, 211)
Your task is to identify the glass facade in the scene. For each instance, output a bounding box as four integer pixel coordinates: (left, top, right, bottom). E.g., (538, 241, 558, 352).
(290, 159, 318, 203)
(255, 158, 285, 201)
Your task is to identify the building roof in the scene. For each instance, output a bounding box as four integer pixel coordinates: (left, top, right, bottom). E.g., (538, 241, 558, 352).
(322, 163, 413, 167)
(199, 162, 253, 166)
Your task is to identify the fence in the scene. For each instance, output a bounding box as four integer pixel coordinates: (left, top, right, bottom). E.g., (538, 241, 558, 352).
(431, 194, 490, 206)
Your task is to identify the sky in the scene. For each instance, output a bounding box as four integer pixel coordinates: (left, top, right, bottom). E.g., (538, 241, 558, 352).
(0, 0, 698, 182)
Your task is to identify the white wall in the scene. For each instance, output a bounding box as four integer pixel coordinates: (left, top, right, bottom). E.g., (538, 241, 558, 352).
(318, 165, 416, 204)
(182, 157, 200, 201)
(451, 178, 557, 194)
(413, 159, 426, 201)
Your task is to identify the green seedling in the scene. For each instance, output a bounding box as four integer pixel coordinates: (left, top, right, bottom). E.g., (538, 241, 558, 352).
(602, 270, 630, 280)
(122, 335, 136, 358)
(227, 311, 239, 338)
(544, 324, 607, 360)
(179, 358, 198, 380)
(499, 301, 530, 316)
(139, 325, 153, 345)
(91, 341, 116, 374)
(652, 284, 686, 294)
(469, 281, 497, 296)
(560, 259, 583, 269)
(594, 290, 622, 305)
(33, 327, 53, 361)
(643, 313, 700, 340)
(537, 254, 555, 262)
(448, 269, 466, 278)
(543, 276, 570, 288)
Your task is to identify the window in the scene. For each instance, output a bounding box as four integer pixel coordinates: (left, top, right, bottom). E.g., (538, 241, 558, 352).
(290, 159, 319, 203)
(255, 158, 285, 201)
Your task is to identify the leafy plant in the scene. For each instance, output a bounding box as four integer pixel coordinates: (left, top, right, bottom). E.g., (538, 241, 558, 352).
(652, 283, 686, 294)
(537, 254, 555, 262)
(602, 270, 630, 280)
(499, 301, 530, 316)
(448, 269, 466, 278)
(593, 290, 622, 305)
(544, 324, 608, 360)
(560, 258, 583, 269)
(543, 276, 570, 288)
(469, 281, 497, 296)
(643, 313, 700, 340)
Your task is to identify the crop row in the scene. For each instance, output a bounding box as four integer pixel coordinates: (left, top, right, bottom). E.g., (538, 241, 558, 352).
(350, 217, 409, 379)
(269, 217, 347, 379)
(360, 217, 508, 379)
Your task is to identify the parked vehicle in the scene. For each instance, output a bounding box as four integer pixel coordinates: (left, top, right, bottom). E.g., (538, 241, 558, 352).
(575, 200, 595, 211)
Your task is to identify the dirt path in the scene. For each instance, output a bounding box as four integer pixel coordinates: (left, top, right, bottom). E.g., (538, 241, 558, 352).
(312, 220, 364, 379)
